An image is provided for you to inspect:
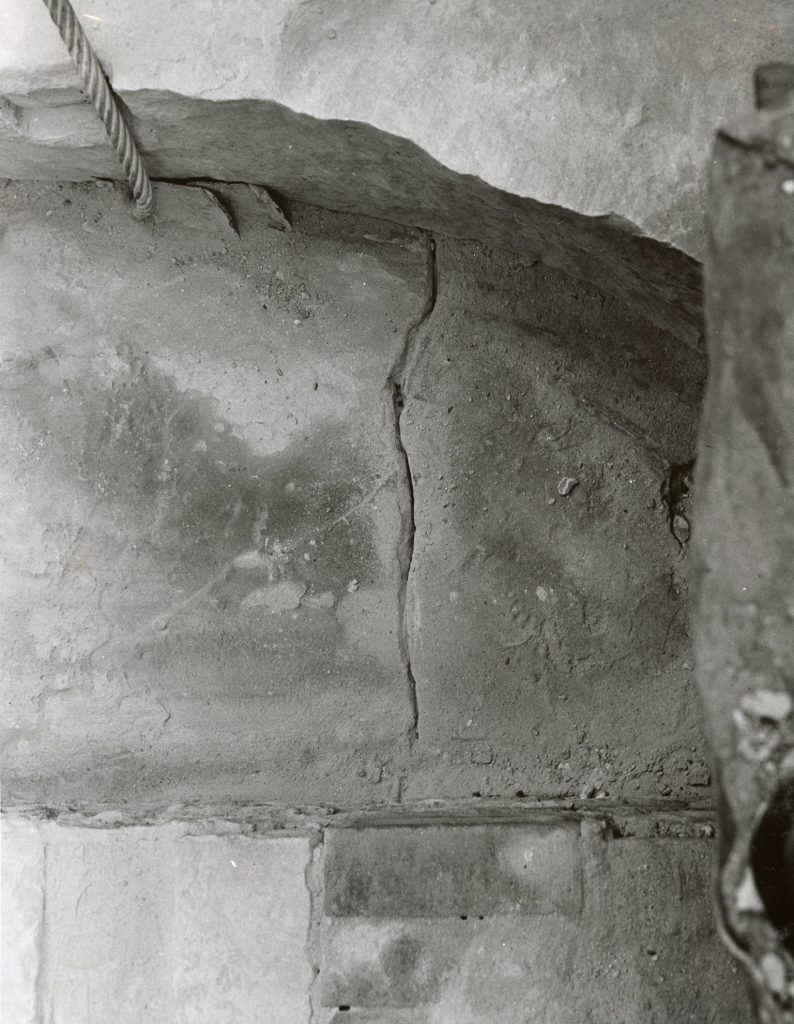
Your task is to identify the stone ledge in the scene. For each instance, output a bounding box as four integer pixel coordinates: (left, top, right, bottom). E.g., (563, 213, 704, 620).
(2, 798, 718, 837)
(2, 0, 791, 343)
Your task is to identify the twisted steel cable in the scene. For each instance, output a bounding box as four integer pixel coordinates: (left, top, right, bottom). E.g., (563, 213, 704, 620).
(42, 0, 155, 218)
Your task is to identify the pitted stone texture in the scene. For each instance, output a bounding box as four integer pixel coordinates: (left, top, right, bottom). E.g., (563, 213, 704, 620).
(320, 823, 750, 1020)
(0, 818, 44, 1024)
(1, 818, 313, 1024)
(402, 238, 707, 802)
(0, 180, 427, 807)
(2, 2, 791, 343)
(324, 824, 582, 919)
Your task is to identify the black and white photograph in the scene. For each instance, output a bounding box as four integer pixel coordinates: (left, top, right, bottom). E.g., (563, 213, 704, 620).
(1, 2, 793, 1021)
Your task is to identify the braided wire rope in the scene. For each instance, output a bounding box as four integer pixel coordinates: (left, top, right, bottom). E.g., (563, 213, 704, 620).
(42, 0, 155, 217)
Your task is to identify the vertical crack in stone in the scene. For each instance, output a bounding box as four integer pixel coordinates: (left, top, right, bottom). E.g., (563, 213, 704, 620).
(304, 834, 325, 1024)
(387, 233, 437, 741)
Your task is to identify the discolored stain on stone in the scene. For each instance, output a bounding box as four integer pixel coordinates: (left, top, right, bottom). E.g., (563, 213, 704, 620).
(1, 343, 379, 599)
(324, 824, 582, 919)
(0, 182, 426, 806)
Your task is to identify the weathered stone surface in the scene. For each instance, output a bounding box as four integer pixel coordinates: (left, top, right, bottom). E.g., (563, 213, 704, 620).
(0, 818, 44, 1024)
(0, 178, 720, 807)
(403, 237, 708, 801)
(695, 103, 794, 1013)
(321, 823, 751, 1020)
(0, 180, 427, 806)
(1, 817, 313, 1024)
(324, 824, 582, 919)
(1, 1, 791, 342)
(1, 811, 753, 1022)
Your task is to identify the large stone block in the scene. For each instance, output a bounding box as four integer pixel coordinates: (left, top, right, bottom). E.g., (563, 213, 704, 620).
(324, 824, 582, 919)
(0, 180, 426, 806)
(173, 835, 313, 1024)
(42, 825, 175, 1023)
(0, 180, 718, 807)
(1, 818, 314, 1024)
(402, 238, 708, 801)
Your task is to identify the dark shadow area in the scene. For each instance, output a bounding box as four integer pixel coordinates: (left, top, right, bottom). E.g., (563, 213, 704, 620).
(750, 776, 794, 954)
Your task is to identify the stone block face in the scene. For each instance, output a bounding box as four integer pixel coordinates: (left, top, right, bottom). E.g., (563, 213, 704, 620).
(174, 835, 313, 1024)
(324, 824, 582, 919)
(1, 818, 44, 1024)
(0, 182, 717, 809)
(0, 181, 427, 807)
(42, 827, 175, 1023)
(320, 823, 751, 1021)
(403, 238, 708, 802)
(1, 819, 313, 1024)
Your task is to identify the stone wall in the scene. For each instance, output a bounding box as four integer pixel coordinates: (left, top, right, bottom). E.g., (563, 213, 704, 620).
(0, 177, 751, 1019)
(2, 810, 748, 1023)
(2, 179, 707, 808)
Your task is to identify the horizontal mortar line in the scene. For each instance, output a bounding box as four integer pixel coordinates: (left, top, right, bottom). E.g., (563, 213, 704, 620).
(2, 796, 717, 833)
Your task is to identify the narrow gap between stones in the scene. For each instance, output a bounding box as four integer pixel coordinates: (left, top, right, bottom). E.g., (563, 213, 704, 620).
(386, 233, 438, 742)
(661, 458, 695, 550)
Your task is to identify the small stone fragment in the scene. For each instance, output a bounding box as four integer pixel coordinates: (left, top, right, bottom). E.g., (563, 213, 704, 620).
(234, 550, 271, 570)
(761, 952, 787, 996)
(686, 764, 711, 787)
(347, 579, 359, 593)
(735, 869, 764, 914)
(740, 689, 793, 722)
(557, 476, 579, 496)
(471, 743, 493, 765)
(241, 580, 306, 612)
(248, 184, 291, 231)
(672, 513, 690, 544)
